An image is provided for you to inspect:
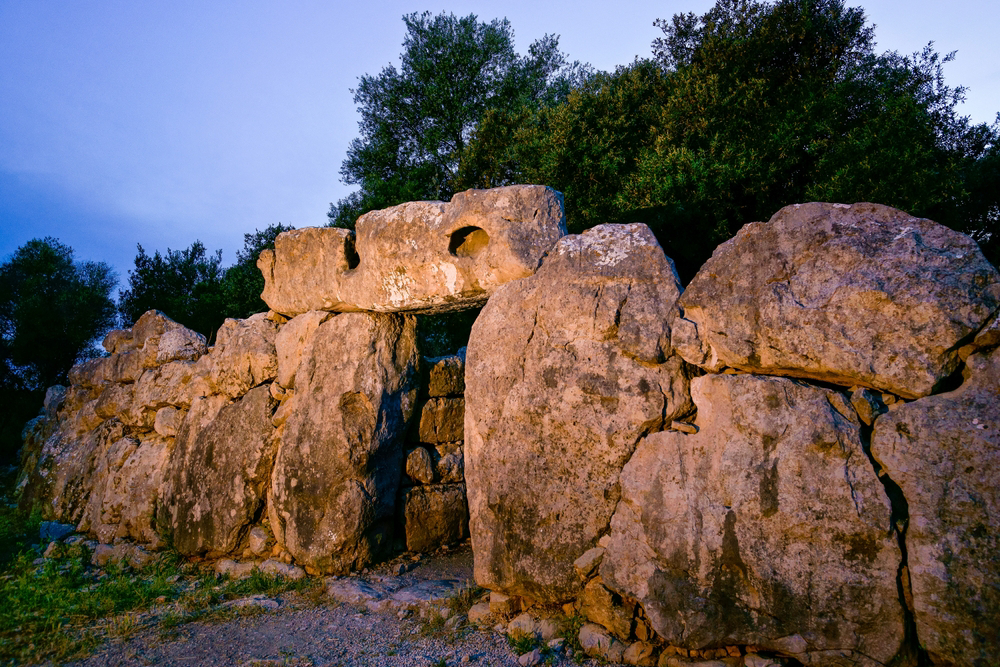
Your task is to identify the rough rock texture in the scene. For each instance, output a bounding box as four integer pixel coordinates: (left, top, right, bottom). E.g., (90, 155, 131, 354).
(160, 386, 278, 557)
(418, 398, 464, 443)
(602, 373, 904, 666)
(871, 347, 1000, 667)
(274, 310, 330, 389)
(209, 314, 279, 398)
(426, 351, 465, 397)
(465, 223, 693, 602)
(268, 313, 419, 573)
(258, 227, 361, 315)
(402, 484, 469, 552)
(673, 202, 1000, 399)
(259, 186, 567, 316)
(79, 433, 173, 547)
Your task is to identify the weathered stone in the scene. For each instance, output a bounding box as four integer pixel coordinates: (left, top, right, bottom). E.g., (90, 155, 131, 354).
(209, 314, 278, 398)
(248, 526, 272, 557)
(258, 226, 361, 315)
(434, 444, 464, 483)
(490, 591, 521, 617)
(131, 310, 185, 348)
(94, 383, 135, 420)
(133, 358, 212, 411)
(274, 310, 330, 389)
(517, 648, 542, 666)
(155, 327, 208, 364)
(849, 387, 887, 427)
(259, 559, 306, 580)
(870, 347, 1000, 667)
(427, 351, 465, 397)
(153, 406, 183, 437)
(574, 547, 605, 580)
(419, 397, 464, 443)
(623, 641, 657, 666)
(260, 186, 567, 316)
(215, 558, 257, 579)
(79, 433, 172, 547)
(579, 577, 635, 640)
(17, 418, 128, 522)
(672, 202, 1000, 399)
(39, 521, 75, 542)
(403, 484, 469, 552)
(268, 312, 419, 573)
(406, 447, 435, 484)
(468, 601, 493, 624)
(102, 328, 134, 354)
(67, 358, 109, 388)
(579, 623, 625, 662)
(602, 373, 904, 666)
(161, 386, 277, 557)
(106, 347, 151, 384)
(508, 612, 540, 638)
(465, 223, 693, 602)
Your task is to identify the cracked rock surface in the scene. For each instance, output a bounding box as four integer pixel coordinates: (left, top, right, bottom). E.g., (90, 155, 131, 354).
(672, 202, 1000, 398)
(871, 346, 1000, 667)
(465, 223, 694, 603)
(601, 373, 905, 667)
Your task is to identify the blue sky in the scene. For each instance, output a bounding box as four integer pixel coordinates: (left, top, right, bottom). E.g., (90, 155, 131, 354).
(1, 0, 997, 284)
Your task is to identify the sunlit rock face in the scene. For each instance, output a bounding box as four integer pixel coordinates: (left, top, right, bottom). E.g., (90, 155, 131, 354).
(464, 224, 694, 603)
(871, 347, 1000, 667)
(601, 373, 905, 667)
(268, 312, 420, 574)
(672, 202, 1000, 399)
(258, 185, 567, 316)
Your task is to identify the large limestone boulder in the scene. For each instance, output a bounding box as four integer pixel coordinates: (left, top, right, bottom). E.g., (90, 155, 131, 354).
(78, 433, 173, 547)
(602, 373, 904, 666)
(160, 386, 277, 557)
(673, 202, 1000, 398)
(465, 224, 694, 603)
(268, 312, 419, 573)
(259, 186, 567, 316)
(208, 314, 279, 398)
(871, 347, 1000, 666)
(258, 227, 361, 315)
(274, 310, 331, 388)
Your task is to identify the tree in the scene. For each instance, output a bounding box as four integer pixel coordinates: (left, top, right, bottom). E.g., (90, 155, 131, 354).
(118, 242, 225, 339)
(0, 238, 116, 463)
(220, 223, 295, 320)
(0, 238, 116, 390)
(459, 0, 999, 280)
(329, 11, 589, 228)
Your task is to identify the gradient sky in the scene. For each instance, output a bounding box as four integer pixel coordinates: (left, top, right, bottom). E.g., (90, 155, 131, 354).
(1, 0, 997, 285)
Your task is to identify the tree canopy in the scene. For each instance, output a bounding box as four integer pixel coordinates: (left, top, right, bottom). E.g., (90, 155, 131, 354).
(328, 10, 589, 228)
(118, 224, 294, 340)
(0, 238, 116, 390)
(456, 0, 999, 280)
(0, 238, 117, 463)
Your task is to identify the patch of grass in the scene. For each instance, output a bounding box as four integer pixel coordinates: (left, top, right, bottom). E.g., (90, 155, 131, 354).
(444, 582, 486, 617)
(507, 627, 541, 655)
(418, 607, 449, 637)
(0, 548, 179, 664)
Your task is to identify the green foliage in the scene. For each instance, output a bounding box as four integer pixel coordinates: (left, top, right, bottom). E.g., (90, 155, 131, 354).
(118, 224, 293, 339)
(330, 10, 589, 226)
(0, 238, 116, 463)
(118, 241, 225, 339)
(459, 0, 1000, 280)
(220, 223, 295, 321)
(0, 238, 117, 389)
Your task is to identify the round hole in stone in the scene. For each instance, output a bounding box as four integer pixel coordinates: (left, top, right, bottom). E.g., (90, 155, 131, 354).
(344, 234, 360, 270)
(449, 226, 490, 258)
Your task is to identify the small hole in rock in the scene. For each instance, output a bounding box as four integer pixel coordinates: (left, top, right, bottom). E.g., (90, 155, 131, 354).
(449, 226, 490, 258)
(345, 235, 360, 270)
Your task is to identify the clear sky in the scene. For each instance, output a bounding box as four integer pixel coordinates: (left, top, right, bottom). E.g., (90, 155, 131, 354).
(1, 0, 997, 284)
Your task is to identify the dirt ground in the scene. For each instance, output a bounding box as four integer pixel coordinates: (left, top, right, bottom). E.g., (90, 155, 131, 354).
(63, 548, 598, 667)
